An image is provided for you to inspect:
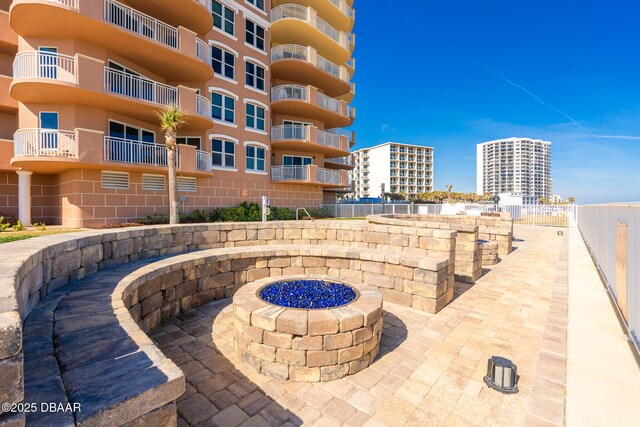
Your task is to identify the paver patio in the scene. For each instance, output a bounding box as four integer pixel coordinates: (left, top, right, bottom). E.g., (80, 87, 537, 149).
(150, 225, 568, 426)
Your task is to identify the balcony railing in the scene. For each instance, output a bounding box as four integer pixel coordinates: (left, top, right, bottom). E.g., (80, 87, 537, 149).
(48, 0, 78, 9)
(329, 0, 354, 18)
(196, 94, 212, 119)
(326, 156, 353, 166)
(271, 124, 310, 141)
(104, 0, 179, 49)
(13, 129, 78, 158)
(316, 92, 341, 114)
(13, 51, 76, 83)
(196, 38, 212, 65)
(195, 0, 212, 11)
(196, 149, 211, 171)
(271, 45, 349, 83)
(271, 4, 352, 50)
(317, 168, 342, 185)
(104, 67, 178, 105)
(104, 136, 174, 166)
(316, 129, 342, 149)
(271, 165, 309, 182)
(271, 84, 309, 102)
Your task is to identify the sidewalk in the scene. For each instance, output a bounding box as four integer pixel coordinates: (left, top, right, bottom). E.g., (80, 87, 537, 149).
(566, 228, 640, 426)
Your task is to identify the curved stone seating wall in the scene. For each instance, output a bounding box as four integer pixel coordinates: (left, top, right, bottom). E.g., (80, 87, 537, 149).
(233, 276, 383, 382)
(479, 241, 500, 266)
(0, 221, 457, 426)
(368, 214, 482, 283)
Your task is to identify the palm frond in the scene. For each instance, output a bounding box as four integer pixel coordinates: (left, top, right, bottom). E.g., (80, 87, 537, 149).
(157, 104, 187, 132)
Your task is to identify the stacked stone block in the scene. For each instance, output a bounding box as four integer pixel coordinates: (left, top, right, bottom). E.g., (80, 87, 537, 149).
(233, 276, 383, 382)
(479, 241, 500, 266)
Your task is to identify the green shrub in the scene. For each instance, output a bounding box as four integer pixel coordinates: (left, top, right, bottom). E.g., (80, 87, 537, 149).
(138, 213, 169, 225)
(0, 217, 11, 232)
(13, 220, 25, 232)
(33, 222, 47, 231)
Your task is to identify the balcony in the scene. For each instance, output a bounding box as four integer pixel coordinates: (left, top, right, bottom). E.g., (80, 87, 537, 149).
(271, 4, 354, 64)
(13, 129, 79, 159)
(11, 52, 213, 130)
(272, 0, 354, 32)
(9, 0, 213, 81)
(124, 0, 213, 35)
(196, 149, 211, 171)
(271, 85, 355, 128)
(104, 137, 172, 167)
(271, 45, 351, 97)
(325, 156, 353, 168)
(271, 165, 349, 188)
(270, 125, 350, 157)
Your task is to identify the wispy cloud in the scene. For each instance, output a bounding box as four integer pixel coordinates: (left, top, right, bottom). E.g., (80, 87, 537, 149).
(381, 123, 396, 132)
(596, 135, 640, 140)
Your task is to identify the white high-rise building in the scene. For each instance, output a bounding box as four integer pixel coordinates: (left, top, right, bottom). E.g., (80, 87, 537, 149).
(351, 142, 434, 199)
(477, 138, 552, 202)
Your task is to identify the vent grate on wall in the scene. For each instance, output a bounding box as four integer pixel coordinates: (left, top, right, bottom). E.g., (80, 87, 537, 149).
(101, 171, 130, 190)
(142, 174, 167, 191)
(177, 177, 197, 193)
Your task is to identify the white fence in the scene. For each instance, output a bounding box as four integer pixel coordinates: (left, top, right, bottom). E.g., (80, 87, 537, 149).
(14, 129, 78, 158)
(104, 137, 174, 166)
(322, 203, 578, 227)
(13, 51, 76, 83)
(271, 165, 308, 182)
(578, 205, 640, 351)
(104, 68, 177, 106)
(104, 0, 178, 49)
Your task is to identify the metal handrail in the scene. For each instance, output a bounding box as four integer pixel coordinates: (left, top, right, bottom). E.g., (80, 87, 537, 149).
(296, 207, 314, 221)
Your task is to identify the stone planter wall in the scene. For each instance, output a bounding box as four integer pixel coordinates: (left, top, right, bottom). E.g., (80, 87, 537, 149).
(368, 215, 482, 283)
(233, 276, 383, 382)
(479, 241, 499, 266)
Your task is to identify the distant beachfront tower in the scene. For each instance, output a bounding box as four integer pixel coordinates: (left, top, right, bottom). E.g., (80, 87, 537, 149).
(476, 138, 552, 203)
(350, 142, 434, 199)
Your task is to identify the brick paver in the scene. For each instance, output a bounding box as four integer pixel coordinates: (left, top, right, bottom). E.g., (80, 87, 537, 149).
(151, 225, 567, 426)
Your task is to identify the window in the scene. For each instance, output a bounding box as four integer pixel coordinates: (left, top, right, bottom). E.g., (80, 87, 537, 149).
(283, 156, 312, 166)
(245, 62, 265, 91)
(177, 177, 197, 192)
(246, 0, 264, 11)
(177, 137, 201, 149)
(108, 121, 155, 143)
(245, 103, 265, 131)
(142, 174, 166, 191)
(212, 46, 235, 79)
(39, 111, 59, 149)
(212, 92, 235, 123)
(38, 47, 57, 79)
(212, 138, 235, 168)
(102, 171, 130, 190)
(245, 20, 265, 51)
(212, 1, 235, 35)
(246, 145, 265, 171)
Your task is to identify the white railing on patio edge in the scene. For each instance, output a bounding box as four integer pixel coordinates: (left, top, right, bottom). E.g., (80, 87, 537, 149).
(14, 129, 78, 158)
(197, 94, 212, 119)
(329, 0, 354, 18)
(317, 168, 341, 185)
(271, 45, 348, 83)
(104, 67, 178, 105)
(271, 5, 349, 50)
(195, 0, 212, 12)
(196, 38, 212, 64)
(577, 204, 640, 352)
(326, 156, 352, 166)
(271, 125, 310, 141)
(104, 137, 175, 167)
(13, 51, 77, 83)
(104, 0, 178, 49)
(271, 85, 309, 102)
(271, 165, 308, 182)
(196, 150, 211, 171)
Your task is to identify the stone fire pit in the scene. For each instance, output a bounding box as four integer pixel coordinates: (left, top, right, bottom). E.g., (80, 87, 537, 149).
(233, 275, 383, 382)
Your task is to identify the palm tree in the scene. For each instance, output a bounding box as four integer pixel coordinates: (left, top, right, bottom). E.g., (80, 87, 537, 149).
(158, 105, 186, 224)
(567, 197, 576, 204)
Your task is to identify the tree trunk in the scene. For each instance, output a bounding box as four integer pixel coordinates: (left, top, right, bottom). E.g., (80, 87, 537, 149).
(166, 132, 179, 225)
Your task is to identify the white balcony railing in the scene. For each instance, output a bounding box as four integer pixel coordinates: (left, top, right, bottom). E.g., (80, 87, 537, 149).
(104, 0, 179, 49)
(329, 0, 354, 19)
(316, 92, 342, 114)
(317, 129, 342, 149)
(104, 67, 178, 105)
(196, 149, 212, 171)
(196, 94, 212, 119)
(195, 0, 212, 11)
(271, 4, 352, 50)
(271, 45, 349, 83)
(326, 156, 353, 166)
(271, 124, 310, 141)
(317, 168, 342, 185)
(13, 129, 78, 158)
(104, 136, 174, 166)
(271, 165, 309, 182)
(13, 51, 77, 83)
(196, 38, 212, 64)
(271, 84, 309, 102)
(48, 0, 78, 9)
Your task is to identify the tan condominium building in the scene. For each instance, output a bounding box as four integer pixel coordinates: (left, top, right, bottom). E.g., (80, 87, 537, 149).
(477, 137, 552, 202)
(351, 142, 434, 199)
(0, 0, 356, 227)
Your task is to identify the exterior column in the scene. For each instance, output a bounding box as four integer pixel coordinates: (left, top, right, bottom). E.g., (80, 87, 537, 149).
(16, 171, 33, 226)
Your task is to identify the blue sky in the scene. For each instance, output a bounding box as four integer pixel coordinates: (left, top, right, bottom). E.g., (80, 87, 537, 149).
(350, 1, 640, 203)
